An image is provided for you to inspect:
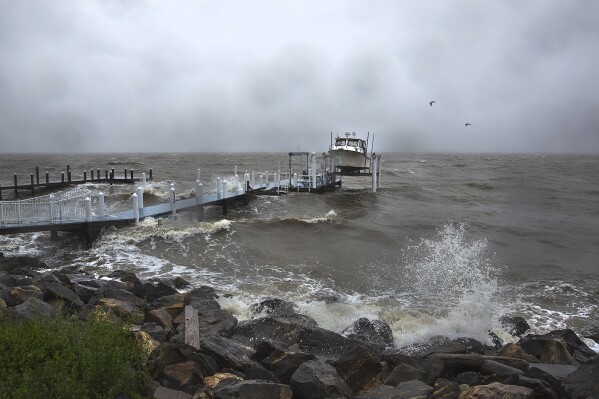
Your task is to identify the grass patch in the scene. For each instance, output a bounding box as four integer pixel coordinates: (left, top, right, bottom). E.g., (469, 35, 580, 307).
(0, 314, 150, 399)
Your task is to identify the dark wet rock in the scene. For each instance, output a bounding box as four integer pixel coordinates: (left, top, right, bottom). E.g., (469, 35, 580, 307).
(150, 293, 186, 311)
(524, 366, 568, 397)
(330, 344, 384, 392)
(96, 297, 144, 323)
(427, 353, 529, 379)
(172, 277, 190, 289)
(563, 356, 599, 399)
(518, 329, 596, 364)
(102, 287, 146, 308)
(10, 296, 54, 320)
(131, 280, 178, 303)
(384, 363, 429, 386)
(72, 282, 98, 303)
(152, 385, 192, 399)
(354, 384, 406, 399)
(3, 274, 33, 287)
(342, 317, 394, 347)
(456, 371, 480, 386)
(297, 323, 384, 360)
(0, 255, 48, 273)
(498, 343, 539, 363)
(516, 376, 559, 399)
(107, 270, 141, 286)
(10, 285, 43, 304)
(185, 286, 219, 303)
(200, 335, 255, 371)
(231, 317, 304, 350)
(394, 380, 433, 398)
(528, 362, 579, 379)
(259, 347, 315, 384)
(142, 322, 171, 342)
(243, 363, 280, 383)
(251, 297, 318, 327)
(196, 306, 237, 338)
(159, 360, 205, 394)
(405, 336, 490, 357)
(151, 342, 219, 381)
(147, 307, 175, 331)
(480, 359, 525, 376)
(459, 382, 533, 398)
(41, 281, 84, 310)
(383, 352, 443, 386)
(430, 378, 460, 399)
(290, 359, 353, 399)
(579, 324, 599, 343)
(210, 379, 292, 399)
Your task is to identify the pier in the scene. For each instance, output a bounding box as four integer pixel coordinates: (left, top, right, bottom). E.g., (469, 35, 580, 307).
(0, 152, 355, 243)
(0, 165, 151, 200)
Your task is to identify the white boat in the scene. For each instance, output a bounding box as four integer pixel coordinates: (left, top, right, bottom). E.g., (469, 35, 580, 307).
(329, 132, 370, 174)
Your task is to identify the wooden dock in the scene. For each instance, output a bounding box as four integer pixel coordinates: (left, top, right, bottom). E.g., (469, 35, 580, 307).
(0, 165, 151, 200)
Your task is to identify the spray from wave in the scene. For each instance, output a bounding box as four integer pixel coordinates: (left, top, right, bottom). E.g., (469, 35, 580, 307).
(394, 223, 504, 346)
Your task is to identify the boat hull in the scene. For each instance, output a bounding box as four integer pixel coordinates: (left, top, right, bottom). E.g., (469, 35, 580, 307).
(329, 149, 370, 173)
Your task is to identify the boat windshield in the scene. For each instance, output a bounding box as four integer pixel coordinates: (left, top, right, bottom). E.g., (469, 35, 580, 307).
(347, 139, 361, 147)
(335, 139, 346, 146)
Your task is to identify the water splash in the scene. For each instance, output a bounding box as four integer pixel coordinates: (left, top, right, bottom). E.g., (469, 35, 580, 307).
(395, 223, 503, 346)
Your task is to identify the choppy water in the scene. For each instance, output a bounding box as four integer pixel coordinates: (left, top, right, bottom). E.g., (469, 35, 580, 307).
(1, 152, 598, 350)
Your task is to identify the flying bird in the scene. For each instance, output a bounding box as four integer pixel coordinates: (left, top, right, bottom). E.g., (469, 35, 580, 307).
(429, 101, 436, 106)
(465, 123, 472, 127)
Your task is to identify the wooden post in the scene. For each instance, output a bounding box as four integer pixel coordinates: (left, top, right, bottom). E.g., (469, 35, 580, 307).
(91, 169, 94, 180)
(184, 305, 200, 349)
(30, 174, 35, 194)
(46, 172, 49, 184)
(130, 169, 134, 180)
(13, 174, 18, 197)
(124, 168, 127, 180)
(97, 168, 100, 181)
(61, 172, 65, 185)
(105, 170, 108, 181)
(35, 166, 40, 184)
(0, 184, 2, 200)
(83, 171, 87, 182)
(149, 169, 152, 180)
(67, 165, 71, 182)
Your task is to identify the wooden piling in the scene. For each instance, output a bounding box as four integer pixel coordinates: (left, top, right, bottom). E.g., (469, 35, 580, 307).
(130, 170, 134, 180)
(184, 305, 200, 349)
(45, 172, 49, 184)
(149, 169, 152, 180)
(67, 165, 71, 182)
(124, 168, 127, 180)
(14, 174, 18, 197)
(30, 174, 34, 194)
(91, 169, 94, 180)
(61, 172, 65, 184)
(84, 171, 87, 182)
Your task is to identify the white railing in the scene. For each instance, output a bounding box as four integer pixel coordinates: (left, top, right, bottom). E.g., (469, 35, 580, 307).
(0, 188, 91, 226)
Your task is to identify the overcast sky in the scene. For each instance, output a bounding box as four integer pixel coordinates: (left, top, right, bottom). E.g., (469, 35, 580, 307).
(1, 0, 598, 153)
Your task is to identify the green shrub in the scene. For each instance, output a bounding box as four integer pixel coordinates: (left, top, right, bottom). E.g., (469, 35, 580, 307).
(0, 314, 150, 399)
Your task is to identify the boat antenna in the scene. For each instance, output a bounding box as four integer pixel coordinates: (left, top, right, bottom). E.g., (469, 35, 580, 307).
(330, 131, 333, 151)
(366, 132, 370, 153)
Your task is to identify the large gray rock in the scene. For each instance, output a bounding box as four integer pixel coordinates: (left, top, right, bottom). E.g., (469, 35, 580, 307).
(200, 335, 256, 371)
(260, 347, 315, 384)
(517, 329, 596, 364)
(458, 382, 533, 398)
(210, 379, 292, 399)
(102, 287, 146, 308)
(430, 378, 460, 399)
(563, 356, 599, 399)
(405, 336, 490, 357)
(10, 297, 54, 320)
(160, 360, 205, 394)
(96, 297, 144, 323)
(500, 316, 531, 337)
(395, 380, 433, 398)
(290, 359, 353, 399)
(385, 363, 429, 386)
(151, 342, 219, 381)
(131, 280, 178, 302)
(342, 317, 394, 347)
(331, 344, 383, 392)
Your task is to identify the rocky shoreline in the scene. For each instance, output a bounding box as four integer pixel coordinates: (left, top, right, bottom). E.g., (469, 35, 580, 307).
(1, 254, 598, 399)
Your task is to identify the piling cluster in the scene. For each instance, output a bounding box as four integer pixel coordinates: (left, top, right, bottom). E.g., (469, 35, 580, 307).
(1, 254, 597, 399)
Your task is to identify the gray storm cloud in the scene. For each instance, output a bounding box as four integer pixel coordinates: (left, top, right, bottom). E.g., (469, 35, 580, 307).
(0, 0, 598, 153)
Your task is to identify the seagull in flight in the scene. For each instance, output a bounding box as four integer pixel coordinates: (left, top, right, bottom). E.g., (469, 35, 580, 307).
(429, 101, 436, 106)
(465, 123, 472, 127)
